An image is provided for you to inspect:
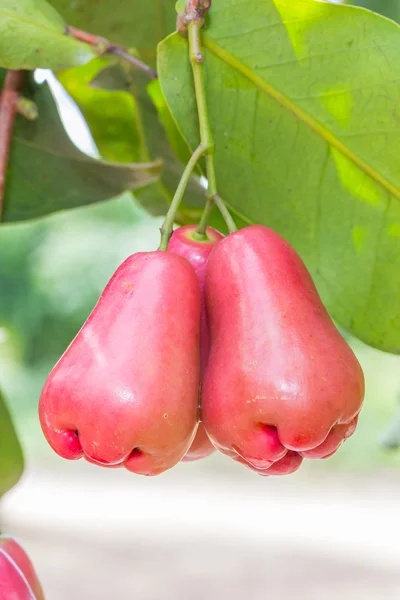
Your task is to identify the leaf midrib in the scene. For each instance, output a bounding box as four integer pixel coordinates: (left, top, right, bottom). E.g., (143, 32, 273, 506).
(14, 134, 163, 175)
(203, 36, 400, 202)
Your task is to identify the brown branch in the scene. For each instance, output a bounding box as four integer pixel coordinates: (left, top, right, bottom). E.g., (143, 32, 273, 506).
(186, 0, 212, 20)
(66, 26, 157, 80)
(177, 0, 212, 37)
(0, 70, 24, 220)
(0, 95, 38, 120)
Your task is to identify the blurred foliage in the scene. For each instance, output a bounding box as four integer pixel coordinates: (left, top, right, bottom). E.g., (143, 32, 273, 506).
(58, 57, 143, 164)
(1, 71, 162, 223)
(0, 194, 161, 367)
(0, 389, 24, 496)
(0, 0, 95, 70)
(57, 56, 211, 225)
(49, 0, 177, 68)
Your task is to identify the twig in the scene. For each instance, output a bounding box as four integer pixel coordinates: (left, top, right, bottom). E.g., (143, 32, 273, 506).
(177, 0, 212, 39)
(0, 70, 24, 220)
(66, 26, 157, 79)
(107, 47, 156, 79)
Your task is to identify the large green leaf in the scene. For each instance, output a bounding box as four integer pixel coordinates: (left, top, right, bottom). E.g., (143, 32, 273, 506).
(2, 75, 162, 222)
(49, 0, 178, 68)
(158, 0, 400, 354)
(0, 0, 95, 70)
(0, 388, 23, 497)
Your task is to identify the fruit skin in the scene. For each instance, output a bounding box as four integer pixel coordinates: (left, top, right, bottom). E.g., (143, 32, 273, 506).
(202, 225, 365, 476)
(0, 552, 35, 600)
(169, 225, 224, 461)
(0, 536, 45, 599)
(39, 251, 200, 476)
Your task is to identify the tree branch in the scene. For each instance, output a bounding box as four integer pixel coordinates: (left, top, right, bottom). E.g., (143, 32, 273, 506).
(66, 26, 157, 80)
(177, 0, 212, 39)
(0, 70, 24, 220)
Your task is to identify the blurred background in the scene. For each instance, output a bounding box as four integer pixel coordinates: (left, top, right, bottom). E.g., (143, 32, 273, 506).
(2, 3, 400, 597)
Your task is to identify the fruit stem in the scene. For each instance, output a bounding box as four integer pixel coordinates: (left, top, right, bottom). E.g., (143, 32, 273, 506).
(187, 17, 237, 236)
(213, 194, 238, 233)
(193, 196, 214, 240)
(158, 143, 208, 250)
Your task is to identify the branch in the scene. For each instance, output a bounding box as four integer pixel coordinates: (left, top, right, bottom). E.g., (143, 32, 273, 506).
(0, 70, 24, 220)
(66, 26, 157, 80)
(177, 0, 212, 41)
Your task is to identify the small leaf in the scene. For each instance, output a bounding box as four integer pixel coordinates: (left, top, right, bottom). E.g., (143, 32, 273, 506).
(158, 0, 400, 353)
(0, 0, 95, 70)
(89, 61, 132, 92)
(58, 58, 143, 163)
(0, 388, 24, 497)
(2, 75, 162, 222)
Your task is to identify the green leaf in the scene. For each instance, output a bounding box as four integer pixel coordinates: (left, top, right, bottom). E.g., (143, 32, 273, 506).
(158, 0, 400, 353)
(89, 61, 132, 92)
(0, 388, 24, 497)
(0, 0, 95, 70)
(147, 78, 195, 171)
(49, 0, 178, 68)
(3, 75, 162, 222)
(58, 58, 143, 164)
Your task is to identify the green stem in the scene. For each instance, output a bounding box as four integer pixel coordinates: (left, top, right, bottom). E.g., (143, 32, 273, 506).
(188, 21, 213, 152)
(188, 19, 237, 236)
(193, 195, 214, 240)
(214, 194, 237, 234)
(158, 144, 207, 250)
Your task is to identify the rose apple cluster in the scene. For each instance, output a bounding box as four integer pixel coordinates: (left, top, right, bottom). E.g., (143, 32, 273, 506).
(39, 225, 364, 477)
